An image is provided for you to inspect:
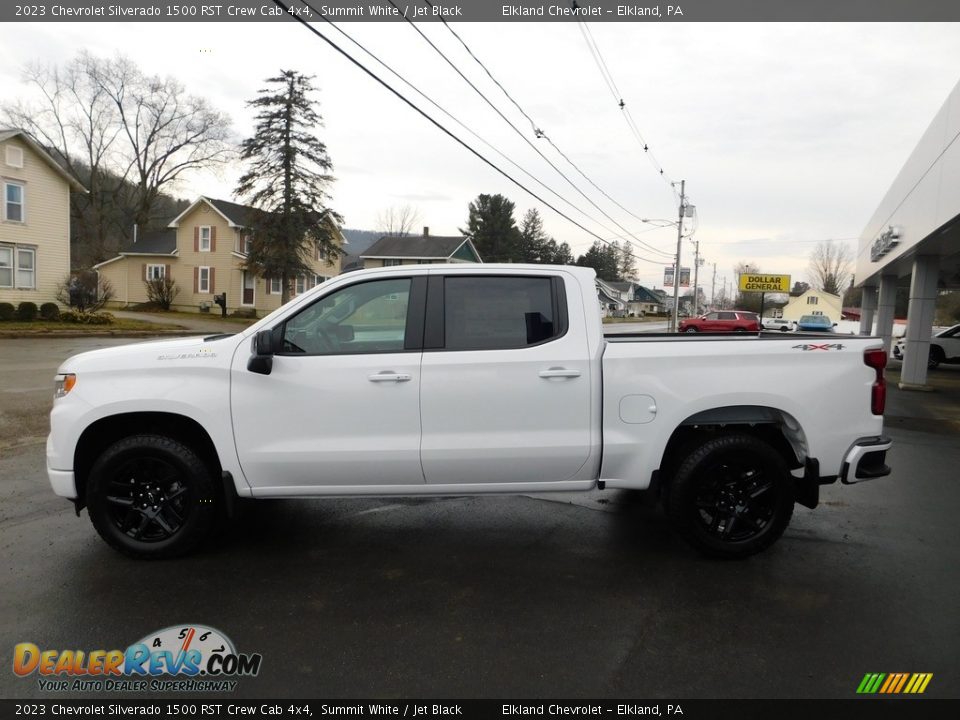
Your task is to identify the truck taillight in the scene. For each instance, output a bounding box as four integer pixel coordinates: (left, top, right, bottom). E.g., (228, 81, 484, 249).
(863, 348, 887, 415)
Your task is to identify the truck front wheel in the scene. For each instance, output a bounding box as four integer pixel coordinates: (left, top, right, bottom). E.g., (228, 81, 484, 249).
(665, 434, 794, 558)
(86, 435, 217, 559)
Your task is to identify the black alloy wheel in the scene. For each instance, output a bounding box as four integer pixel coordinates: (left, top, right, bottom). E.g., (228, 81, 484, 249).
(666, 434, 794, 558)
(87, 435, 217, 559)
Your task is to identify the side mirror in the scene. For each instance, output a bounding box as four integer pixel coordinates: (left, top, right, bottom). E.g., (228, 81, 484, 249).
(248, 329, 277, 375)
(833, 323, 838, 327)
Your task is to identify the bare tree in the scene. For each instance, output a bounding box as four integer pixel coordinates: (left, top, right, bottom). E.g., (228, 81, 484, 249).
(808, 240, 852, 295)
(96, 55, 233, 230)
(376, 204, 421, 237)
(733, 261, 761, 311)
(3, 52, 126, 264)
(3, 52, 233, 262)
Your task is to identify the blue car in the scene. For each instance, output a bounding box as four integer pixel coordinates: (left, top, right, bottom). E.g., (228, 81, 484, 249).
(796, 314, 836, 332)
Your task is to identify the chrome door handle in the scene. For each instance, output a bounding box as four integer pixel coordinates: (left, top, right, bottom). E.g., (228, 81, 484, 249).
(538, 368, 581, 379)
(368, 372, 411, 382)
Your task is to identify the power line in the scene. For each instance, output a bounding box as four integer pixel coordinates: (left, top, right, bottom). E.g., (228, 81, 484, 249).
(318, 17, 652, 253)
(401, 0, 674, 259)
(275, 0, 668, 266)
(577, 18, 679, 199)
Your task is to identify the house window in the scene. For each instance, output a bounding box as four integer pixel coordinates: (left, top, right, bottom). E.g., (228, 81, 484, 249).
(0, 245, 34, 288)
(5, 146, 24, 168)
(315, 274, 330, 286)
(295, 276, 306, 295)
(384, 259, 402, 267)
(806, 296, 818, 305)
(198, 266, 211, 293)
(270, 277, 281, 295)
(16, 247, 35, 288)
(199, 226, 211, 251)
(146, 264, 165, 280)
(243, 234, 253, 255)
(0, 246, 12, 287)
(5, 182, 24, 222)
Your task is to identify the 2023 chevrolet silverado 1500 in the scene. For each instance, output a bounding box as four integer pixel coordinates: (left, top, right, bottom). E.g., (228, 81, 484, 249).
(47, 265, 891, 559)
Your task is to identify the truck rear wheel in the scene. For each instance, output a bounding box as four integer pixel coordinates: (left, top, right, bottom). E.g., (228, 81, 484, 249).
(665, 434, 793, 558)
(86, 434, 216, 559)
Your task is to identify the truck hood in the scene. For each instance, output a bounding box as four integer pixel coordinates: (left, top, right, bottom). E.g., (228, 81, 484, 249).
(58, 334, 244, 374)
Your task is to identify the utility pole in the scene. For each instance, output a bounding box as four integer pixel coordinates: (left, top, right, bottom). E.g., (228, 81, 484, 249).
(691, 239, 701, 315)
(670, 180, 685, 332)
(711, 262, 717, 308)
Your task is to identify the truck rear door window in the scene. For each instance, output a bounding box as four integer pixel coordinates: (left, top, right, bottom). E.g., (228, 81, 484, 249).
(443, 276, 560, 350)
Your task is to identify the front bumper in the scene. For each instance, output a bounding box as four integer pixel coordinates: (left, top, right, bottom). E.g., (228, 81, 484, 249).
(840, 437, 892, 484)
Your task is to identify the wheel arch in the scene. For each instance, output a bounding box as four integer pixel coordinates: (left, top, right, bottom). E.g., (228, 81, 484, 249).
(658, 405, 809, 484)
(73, 412, 223, 512)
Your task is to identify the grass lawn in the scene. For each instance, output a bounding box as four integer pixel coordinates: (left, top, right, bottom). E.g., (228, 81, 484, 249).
(127, 308, 258, 325)
(0, 319, 190, 336)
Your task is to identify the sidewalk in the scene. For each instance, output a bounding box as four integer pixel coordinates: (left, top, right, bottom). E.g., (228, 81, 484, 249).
(885, 361, 960, 435)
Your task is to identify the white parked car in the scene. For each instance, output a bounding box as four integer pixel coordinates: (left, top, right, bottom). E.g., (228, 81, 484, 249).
(893, 324, 960, 368)
(762, 317, 795, 332)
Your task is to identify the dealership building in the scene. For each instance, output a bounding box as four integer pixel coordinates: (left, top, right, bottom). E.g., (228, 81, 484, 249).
(857, 78, 960, 389)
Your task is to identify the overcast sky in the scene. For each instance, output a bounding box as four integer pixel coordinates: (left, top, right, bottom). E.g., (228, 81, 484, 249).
(2, 20, 959, 292)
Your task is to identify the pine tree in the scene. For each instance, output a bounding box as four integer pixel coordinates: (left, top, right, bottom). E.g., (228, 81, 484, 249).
(576, 241, 620, 281)
(235, 70, 342, 303)
(461, 194, 521, 262)
(518, 208, 548, 262)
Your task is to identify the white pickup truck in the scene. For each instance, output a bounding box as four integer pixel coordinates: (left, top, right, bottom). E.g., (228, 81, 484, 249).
(47, 265, 891, 559)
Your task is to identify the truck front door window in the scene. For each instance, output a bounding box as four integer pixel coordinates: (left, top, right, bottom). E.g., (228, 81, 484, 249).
(281, 278, 411, 355)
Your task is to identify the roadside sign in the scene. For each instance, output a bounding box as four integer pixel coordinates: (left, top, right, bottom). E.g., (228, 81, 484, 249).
(664, 266, 690, 288)
(738, 273, 791, 292)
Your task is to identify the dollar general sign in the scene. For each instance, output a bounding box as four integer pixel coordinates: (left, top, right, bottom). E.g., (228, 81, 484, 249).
(738, 274, 791, 292)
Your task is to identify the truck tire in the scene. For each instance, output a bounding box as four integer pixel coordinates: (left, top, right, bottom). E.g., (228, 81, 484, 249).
(86, 434, 217, 559)
(928, 346, 944, 369)
(665, 434, 794, 558)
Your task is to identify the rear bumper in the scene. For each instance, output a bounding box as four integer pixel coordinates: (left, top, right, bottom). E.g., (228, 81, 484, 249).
(840, 437, 892, 484)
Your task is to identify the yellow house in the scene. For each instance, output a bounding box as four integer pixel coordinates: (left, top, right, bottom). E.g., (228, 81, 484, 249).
(780, 288, 843, 322)
(0, 129, 86, 306)
(95, 196, 344, 315)
(359, 229, 481, 269)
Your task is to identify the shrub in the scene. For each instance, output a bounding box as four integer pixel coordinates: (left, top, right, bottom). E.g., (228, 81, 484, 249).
(40, 302, 61, 321)
(60, 311, 78, 323)
(78, 312, 114, 325)
(144, 277, 180, 311)
(56, 272, 115, 313)
(16, 302, 38, 321)
(0, 302, 15, 321)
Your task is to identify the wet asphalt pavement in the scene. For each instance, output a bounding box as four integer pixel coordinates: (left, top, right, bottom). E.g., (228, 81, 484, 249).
(0, 335, 958, 700)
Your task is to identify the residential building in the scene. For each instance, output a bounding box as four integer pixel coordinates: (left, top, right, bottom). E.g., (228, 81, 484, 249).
(0, 129, 86, 306)
(608, 281, 665, 315)
(95, 196, 345, 315)
(780, 288, 843, 322)
(359, 228, 481, 268)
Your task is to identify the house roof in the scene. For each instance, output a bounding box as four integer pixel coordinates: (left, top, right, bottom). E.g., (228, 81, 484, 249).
(361, 235, 476, 260)
(120, 229, 177, 255)
(0, 128, 87, 193)
(607, 281, 635, 293)
(168, 196, 259, 228)
(634, 285, 663, 304)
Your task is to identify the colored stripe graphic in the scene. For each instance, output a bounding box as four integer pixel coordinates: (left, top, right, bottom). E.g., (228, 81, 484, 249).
(857, 673, 932, 694)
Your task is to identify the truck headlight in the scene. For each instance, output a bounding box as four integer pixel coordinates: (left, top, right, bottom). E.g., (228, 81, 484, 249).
(54, 373, 76, 399)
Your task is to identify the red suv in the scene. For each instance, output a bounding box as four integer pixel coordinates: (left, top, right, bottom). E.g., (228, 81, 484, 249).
(679, 310, 760, 333)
